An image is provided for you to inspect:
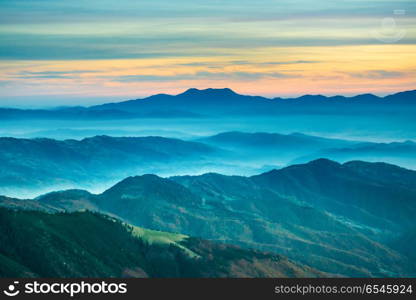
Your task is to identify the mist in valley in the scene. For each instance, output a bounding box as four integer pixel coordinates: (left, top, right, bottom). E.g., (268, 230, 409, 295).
(1, 109, 415, 141)
(1, 110, 415, 200)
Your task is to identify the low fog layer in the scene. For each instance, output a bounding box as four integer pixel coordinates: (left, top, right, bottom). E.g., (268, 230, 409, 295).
(0, 130, 415, 199)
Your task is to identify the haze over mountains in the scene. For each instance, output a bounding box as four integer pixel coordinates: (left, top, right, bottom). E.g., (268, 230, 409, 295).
(1, 159, 416, 277)
(0, 135, 217, 196)
(1, 88, 416, 120)
(1, 131, 415, 198)
(0, 88, 415, 278)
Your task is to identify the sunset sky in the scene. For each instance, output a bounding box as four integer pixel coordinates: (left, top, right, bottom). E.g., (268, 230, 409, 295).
(0, 0, 415, 107)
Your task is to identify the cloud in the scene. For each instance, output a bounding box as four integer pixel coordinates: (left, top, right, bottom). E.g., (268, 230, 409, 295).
(349, 70, 407, 79)
(0, 44, 195, 61)
(13, 75, 76, 79)
(9, 70, 102, 80)
(112, 71, 299, 82)
(11, 70, 101, 79)
(16, 70, 99, 75)
(0, 0, 415, 104)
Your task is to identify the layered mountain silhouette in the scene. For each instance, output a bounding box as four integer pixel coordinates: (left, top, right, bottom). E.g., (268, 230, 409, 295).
(0, 135, 217, 194)
(1, 134, 415, 197)
(2, 159, 415, 277)
(1, 88, 415, 120)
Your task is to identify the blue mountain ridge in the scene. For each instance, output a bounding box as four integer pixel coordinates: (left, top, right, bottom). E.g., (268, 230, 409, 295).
(0, 88, 415, 120)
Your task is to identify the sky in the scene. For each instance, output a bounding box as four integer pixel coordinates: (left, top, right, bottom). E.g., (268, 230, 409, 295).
(0, 0, 415, 107)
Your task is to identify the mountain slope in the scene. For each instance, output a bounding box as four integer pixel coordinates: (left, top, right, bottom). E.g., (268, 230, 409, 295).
(0, 208, 322, 278)
(198, 131, 357, 165)
(3, 159, 415, 277)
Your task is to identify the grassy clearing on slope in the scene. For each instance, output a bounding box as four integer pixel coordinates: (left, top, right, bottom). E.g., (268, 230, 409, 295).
(130, 225, 200, 259)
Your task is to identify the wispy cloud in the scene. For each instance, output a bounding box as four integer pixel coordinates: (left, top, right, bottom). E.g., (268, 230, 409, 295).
(9, 70, 101, 80)
(176, 60, 319, 68)
(112, 71, 299, 82)
(0, 0, 415, 105)
(349, 70, 408, 79)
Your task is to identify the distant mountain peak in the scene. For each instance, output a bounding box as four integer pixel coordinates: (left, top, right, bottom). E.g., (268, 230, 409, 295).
(179, 88, 238, 97)
(110, 174, 162, 188)
(306, 158, 342, 168)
